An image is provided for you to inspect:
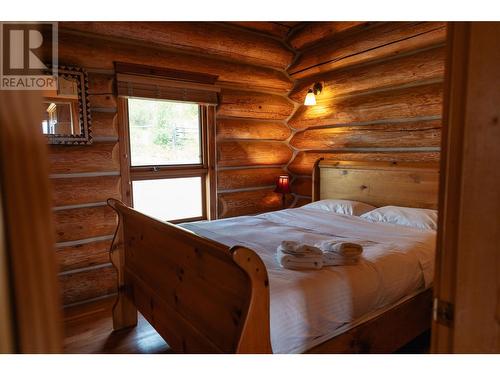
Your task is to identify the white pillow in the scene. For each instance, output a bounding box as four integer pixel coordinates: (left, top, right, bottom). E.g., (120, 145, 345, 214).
(302, 199, 377, 216)
(360, 206, 438, 230)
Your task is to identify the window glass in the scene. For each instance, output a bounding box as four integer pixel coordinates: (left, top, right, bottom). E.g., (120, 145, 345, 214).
(132, 177, 203, 221)
(128, 98, 201, 166)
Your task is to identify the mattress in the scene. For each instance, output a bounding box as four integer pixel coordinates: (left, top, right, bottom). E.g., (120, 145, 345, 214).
(181, 206, 436, 354)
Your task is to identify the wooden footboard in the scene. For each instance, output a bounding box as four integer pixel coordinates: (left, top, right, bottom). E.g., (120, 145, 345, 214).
(107, 199, 272, 353)
(305, 288, 433, 353)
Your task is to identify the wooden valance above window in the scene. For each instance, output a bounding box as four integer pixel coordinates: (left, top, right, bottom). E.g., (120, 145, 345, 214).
(115, 62, 220, 105)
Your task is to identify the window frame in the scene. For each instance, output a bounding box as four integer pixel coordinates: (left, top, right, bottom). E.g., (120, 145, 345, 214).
(118, 97, 216, 223)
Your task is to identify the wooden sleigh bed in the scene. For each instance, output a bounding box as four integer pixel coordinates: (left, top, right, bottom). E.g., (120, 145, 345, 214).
(108, 159, 439, 353)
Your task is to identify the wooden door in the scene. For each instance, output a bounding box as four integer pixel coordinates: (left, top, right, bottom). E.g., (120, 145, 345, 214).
(0, 91, 63, 353)
(0, 189, 14, 353)
(432, 22, 500, 353)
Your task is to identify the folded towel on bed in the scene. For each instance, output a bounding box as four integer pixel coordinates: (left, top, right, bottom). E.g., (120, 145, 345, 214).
(277, 241, 323, 270)
(279, 240, 323, 256)
(277, 240, 362, 270)
(276, 249, 323, 270)
(315, 240, 363, 258)
(322, 252, 360, 266)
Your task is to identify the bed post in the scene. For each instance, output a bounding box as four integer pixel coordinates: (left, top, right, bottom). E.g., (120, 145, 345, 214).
(312, 158, 324, 202)
(231, 246, 273, 354)
(108, 199, 138, 330)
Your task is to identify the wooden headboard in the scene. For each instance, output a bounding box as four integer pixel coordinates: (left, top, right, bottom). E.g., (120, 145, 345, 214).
(312, 159, 439, 209)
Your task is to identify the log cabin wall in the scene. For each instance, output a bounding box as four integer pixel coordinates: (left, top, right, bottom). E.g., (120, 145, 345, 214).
(216, 89, 295, 217)
(50, 69, 121, 308)
(49, 22, 297, 308)
(285, 22, 447, 203)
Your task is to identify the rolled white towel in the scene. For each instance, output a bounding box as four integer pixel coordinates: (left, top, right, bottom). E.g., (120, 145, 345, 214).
(279, 240, 323, 257)
(316, 240, 363, 258)
(277, 249, 323, 270)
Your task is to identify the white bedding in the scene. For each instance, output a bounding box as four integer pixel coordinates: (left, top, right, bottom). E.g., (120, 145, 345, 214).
(181, 206, 436, 354)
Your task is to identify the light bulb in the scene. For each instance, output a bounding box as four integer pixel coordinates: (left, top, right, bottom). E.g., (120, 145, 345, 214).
(304, 90, 316, 106)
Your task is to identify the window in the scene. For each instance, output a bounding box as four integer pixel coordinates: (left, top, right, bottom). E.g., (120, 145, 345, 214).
(128, 98, 201, 166)
(119, 97, 216, 223)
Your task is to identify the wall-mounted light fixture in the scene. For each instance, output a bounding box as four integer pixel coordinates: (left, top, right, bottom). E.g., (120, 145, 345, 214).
(304, 82, 323, 106)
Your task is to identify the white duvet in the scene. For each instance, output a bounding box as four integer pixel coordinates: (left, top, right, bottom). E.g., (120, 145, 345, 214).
(181, 206, 436, 354)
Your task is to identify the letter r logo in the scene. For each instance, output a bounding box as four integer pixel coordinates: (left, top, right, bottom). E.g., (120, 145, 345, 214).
(0, 22, 58, 90)
(1, 23, 55, 75)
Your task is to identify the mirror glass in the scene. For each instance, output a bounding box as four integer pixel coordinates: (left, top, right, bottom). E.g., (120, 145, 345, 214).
(41, 75, 81, 136)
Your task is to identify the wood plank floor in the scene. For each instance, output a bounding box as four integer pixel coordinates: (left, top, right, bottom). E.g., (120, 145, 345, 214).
(63, 296, 429, 354)
(63, 296, 172, 354)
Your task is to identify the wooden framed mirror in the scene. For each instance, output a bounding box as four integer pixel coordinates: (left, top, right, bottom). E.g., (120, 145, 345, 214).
(42, 66, 92, 145)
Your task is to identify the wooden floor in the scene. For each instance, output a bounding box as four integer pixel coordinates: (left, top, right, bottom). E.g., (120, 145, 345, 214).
(63, 296, 429, 354)
(64, 296, 172, 354)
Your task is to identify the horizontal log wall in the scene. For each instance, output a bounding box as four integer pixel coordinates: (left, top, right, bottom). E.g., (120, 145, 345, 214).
(59, 265, 117, 306)
(60, 22, 294, 70)
(289, 83, 443, 129)
(227, 22, 292, 39)
(288, 151, 441, 176)
(288, 22, 373, 51)
(216, 89, 295, 218)
(288, 22, 446, 79)
(286, 22, 446, 203)
(50, 69, 120, 308)
(50, 23, 296, 307)
(53, 32, 292, 93)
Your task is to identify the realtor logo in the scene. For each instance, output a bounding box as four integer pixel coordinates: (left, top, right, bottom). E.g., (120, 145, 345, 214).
(0, 22, 58, 90)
